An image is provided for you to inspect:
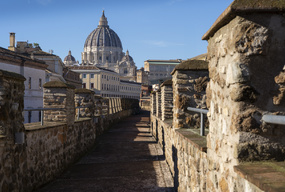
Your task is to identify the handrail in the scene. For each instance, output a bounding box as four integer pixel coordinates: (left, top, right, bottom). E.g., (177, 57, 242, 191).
(24, 107, 89, 125)
(187, 107, 209, 136)
(262, 114, 285, 125)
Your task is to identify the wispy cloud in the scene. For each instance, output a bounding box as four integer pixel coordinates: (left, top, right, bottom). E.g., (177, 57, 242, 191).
(143, 40, 184, 48)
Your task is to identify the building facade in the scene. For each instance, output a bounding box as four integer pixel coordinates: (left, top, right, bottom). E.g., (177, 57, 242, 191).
(0, 47, 48, 123)
(136, 67, 149, 85)
(144, 59, 181, 84)
(69, 66, 141, 99)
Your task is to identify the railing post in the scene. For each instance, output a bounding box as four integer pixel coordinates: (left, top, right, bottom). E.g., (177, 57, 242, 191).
(41, 110, 44, 126)
(77, 108, 80, 120)
(200, 112, 205, 136)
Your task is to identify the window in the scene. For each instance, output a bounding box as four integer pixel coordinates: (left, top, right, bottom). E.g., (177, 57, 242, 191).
(124, 68, 128, 74)
(28, 77, 31, 89)
(91, 83, 94, 89)
(39, 111, 41, 122)
(28, 111, 31, 123)
(39, 78, 42, 90)
(83, 74, 87, 78)
(82, 83, 86, 88)
(91, 74, 94, 78)
(106, 56, 109, 61)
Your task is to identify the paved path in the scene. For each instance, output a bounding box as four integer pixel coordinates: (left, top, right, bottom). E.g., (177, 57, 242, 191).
(38, 111, 174, 192)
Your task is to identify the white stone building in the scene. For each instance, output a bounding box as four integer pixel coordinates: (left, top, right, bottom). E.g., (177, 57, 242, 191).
(0, 47, 48, 123)
(69, 65, 141, 99)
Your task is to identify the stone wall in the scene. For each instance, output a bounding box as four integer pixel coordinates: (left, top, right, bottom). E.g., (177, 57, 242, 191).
(0, 70, 28, 191)
(0, 77, 138, 191)
(171, 60, 209, 129)
(151, 92, 156, 115)
(203, 5, 285, 192)
(151, 115, 208, 192)
(156, 90, 162, 118)
(161, 80, 173, 121)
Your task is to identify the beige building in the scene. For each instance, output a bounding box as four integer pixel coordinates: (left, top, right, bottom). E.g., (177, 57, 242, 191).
(136, 67, 149, 85)
(69, 66, 141, 99)
(144, 59, 181, 84)
(0, 46, 48, 123)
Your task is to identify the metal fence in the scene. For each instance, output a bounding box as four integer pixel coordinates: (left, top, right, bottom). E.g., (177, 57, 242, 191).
(187, 107, 285, 136)
(187, 107, 208, 136)
(24, 106, 88, 125)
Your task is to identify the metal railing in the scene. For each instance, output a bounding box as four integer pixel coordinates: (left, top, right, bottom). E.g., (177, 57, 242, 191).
(24, 106, 90, 125)
(24, 108, 64, 126)
(187, 107, 209, 136)
(262, 114, 285, 125)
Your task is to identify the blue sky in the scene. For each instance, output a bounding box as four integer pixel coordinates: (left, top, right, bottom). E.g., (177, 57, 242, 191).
(0, 0, 232, 69)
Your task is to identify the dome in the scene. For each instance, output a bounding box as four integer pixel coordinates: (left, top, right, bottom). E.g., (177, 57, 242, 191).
(121, 50, 133, 62)
(84, 11, 122, 49)
(64, 50, 76, 62)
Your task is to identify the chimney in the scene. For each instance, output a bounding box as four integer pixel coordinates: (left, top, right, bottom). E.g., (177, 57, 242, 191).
(8, 32, 16, 51)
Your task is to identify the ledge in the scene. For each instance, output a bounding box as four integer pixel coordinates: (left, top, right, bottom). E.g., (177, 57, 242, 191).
(25, 121, 67, 131)
(43, 81, 76, 89)
(234, 162, 285, 192)
(0, 69, 26, 81)
(171, 60, 208, 75)
(75, 88, 94, 94)
(175, 128, 207, 152)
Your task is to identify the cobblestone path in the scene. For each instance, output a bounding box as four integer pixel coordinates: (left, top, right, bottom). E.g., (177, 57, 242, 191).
(37, 111, 174, 192)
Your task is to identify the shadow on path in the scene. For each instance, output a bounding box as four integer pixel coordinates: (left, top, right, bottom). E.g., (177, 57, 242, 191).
(37, 111, 174, 192)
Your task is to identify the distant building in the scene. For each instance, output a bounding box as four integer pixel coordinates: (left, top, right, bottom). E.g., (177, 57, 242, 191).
(69, 65, 141, 99)
(136, 67, 149, 85)
(81, 11, 137, 81)
(144, 59, 181, 84)
(0, 46, 48, 123)
(64, 50, 79, 66)
(8, 33, 82, 88)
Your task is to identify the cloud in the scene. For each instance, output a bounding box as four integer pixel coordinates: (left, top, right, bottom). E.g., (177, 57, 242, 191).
(143, 40, 184, 48)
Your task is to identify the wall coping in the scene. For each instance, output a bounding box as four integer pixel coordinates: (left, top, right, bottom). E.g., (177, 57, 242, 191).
(43, 80, 76, 89)
(161, 79, 173, 87)
(75, 88, 94, 94)
(176, 129, 207, 152)
(170, 59, 208, 75)
(0, 69, 26, 81)
(25, 121, 67, 131)
(202, 0, 285, 40)
(153, 115, 207, 153)
(234, 162, 285, 192)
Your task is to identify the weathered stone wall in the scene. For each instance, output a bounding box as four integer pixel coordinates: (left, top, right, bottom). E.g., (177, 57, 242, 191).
(172, 67, 209, 129)
(204, 8, 285, 192)
(25, 118, 97, 190)
(0, 70, 28, 192)
(43, 81, 75, 125)
(151, 115, 208, 192)
(0, 77, 137, 191)
(156, 90, 162, 118)
(75, 88, 95, 118)
(161, 80, 173, 121)
(151, 92, 156, 115)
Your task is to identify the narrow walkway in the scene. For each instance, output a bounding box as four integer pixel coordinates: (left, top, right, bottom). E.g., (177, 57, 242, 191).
(37, 111, 174, 192)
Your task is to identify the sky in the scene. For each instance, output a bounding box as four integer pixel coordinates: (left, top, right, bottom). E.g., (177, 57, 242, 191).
(0, 0, 232, 69)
